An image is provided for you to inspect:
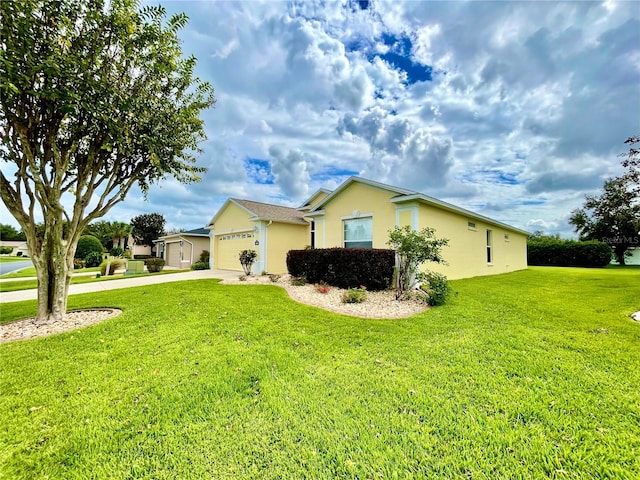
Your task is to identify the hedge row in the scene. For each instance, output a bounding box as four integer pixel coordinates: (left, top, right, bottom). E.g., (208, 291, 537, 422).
(527, 239, 612, 267)
(286, 248, 395, 291)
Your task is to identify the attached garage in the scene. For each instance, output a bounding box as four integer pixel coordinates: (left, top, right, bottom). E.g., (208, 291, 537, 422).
(154, 228, 210, 269)
(208, 198, 312, 274)
(165, 241, 182, 268)
(215, 232, 255, 271)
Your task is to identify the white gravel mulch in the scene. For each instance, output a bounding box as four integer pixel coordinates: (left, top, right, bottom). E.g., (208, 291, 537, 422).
(0, 309, 122, 344)
(222, 274, 429, 319)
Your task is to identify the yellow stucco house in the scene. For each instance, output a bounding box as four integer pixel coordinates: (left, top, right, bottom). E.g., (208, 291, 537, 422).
(207, 177, 528, 278)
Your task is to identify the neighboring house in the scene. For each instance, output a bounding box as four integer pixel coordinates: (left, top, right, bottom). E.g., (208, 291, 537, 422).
(120, 235, 152, 258)
(207, 176, 529, 278)
(155, 228, 210, 268)
(0, 240, 29, 256)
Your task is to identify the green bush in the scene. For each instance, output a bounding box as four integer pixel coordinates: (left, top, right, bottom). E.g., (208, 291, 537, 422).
(199, 250, 210, 264)
(109, 246, 124, 257)
(191, 261, 209, 270)
(84, 251, 103, 268)
(0, 246, 13, 254)
(420, 271, 451, 306)
(341, 286, 367, 304)
(100, 258, 126, 276)
(16, 251, 23, 257)
(286, 248, 395, 291)
(145, 258, 165, 273)
(290, 276, 307, 286)
(75, 235, 104, 259)
(73, 259, 85, 269)
(527, 238, 612, 267)
(269, 274, 281, 283)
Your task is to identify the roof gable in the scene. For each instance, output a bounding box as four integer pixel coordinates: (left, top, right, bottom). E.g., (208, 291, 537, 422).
(297, 188, 332, 211)
(306, 176, 528, 235)
(209, 198, 308, 226)
(308, 176, 416, 213)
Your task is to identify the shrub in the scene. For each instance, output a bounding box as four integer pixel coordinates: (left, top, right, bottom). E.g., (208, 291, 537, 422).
(269, 274, 281, 283)
(123, 249, 132, 259)
(199, 250, 210, 264)
(100, 258, 126, 276)
(16, 251, 22, 257)
(145, 258, 165, 273)
(84, 251, 103, 268)
(387, 226, 449, 300)
(290, 276, 307, 286)
(239, 274, 247, 281)
(286, 248, 394, 291)
(73, 259, 85, 269)
(75, 235, 104, 259)
(341, 286, 367, 304)
(0, 246, 13, 254)
(420, 271, 451, 306)
(109, 246, 124, 257)
(239, 249, 257, 275)
(191, 261, 209, 270)
(527, 238, 612, 267)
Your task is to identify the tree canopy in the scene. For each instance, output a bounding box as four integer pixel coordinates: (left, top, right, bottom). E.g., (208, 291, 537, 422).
(569, 141, 640, 266)
(0, 223, 26, 241)
(131, 213, 166, 247)
(0, 0, 215, 323)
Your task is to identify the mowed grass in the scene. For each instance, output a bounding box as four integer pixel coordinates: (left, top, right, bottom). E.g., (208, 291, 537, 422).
(0, 269, 189, 292)
(1, 266, 100, 279)
(0, 267, 638, 479)
(0, 256, 30, 263)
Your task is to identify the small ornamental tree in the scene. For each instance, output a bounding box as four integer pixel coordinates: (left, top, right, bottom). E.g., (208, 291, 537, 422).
(387, 226, 449, 300)
(239, 249, 257, 275)
(0, 0, 214, 324)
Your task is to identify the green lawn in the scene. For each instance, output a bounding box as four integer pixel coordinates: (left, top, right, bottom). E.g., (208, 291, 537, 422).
(1, 267, 639, 479)
(0, 269, 189, 292)
(1, 266, 101, 279)
(0, 256, 30, 263)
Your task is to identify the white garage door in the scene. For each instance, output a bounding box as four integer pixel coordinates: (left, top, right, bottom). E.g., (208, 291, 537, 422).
(166, 242, 181, 268)
(216, 233, 255, 271)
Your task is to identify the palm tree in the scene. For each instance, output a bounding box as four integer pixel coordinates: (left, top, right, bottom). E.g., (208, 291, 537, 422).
(111, 221, 132, 250)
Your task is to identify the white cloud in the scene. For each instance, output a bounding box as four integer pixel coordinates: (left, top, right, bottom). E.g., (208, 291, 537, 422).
(2, 0, 638, 240)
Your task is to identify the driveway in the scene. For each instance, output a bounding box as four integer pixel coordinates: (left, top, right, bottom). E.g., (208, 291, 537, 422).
(0, 269, 241, 304)
(0, 260, 32, 276)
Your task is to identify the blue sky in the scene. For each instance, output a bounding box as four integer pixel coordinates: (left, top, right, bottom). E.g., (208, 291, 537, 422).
(3, 0, 639, 236)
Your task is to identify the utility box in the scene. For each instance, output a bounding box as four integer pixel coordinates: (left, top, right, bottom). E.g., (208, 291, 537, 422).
(125, 260, 144, 276)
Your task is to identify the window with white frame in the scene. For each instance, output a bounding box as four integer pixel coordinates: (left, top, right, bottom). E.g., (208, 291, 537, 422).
(310, 221, 316, 248)
(344, 217, 372, 248)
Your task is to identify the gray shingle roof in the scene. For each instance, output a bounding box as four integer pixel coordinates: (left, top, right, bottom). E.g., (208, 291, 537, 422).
(184, 228, 209, 235)
(232, 199, 308, 225)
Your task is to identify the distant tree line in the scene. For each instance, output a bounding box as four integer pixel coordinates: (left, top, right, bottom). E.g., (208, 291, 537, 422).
(0, 212, 167, 251)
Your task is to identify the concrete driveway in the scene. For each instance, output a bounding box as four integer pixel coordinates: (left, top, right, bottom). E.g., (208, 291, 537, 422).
(0, 269, 241, 304)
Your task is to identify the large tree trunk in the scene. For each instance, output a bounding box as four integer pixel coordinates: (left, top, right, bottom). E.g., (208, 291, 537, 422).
(614, 245, 627, 265)
(29, 217, 76, 325)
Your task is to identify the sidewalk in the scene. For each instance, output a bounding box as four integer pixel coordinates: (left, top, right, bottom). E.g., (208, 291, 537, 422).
(0, 269, 240, 304)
